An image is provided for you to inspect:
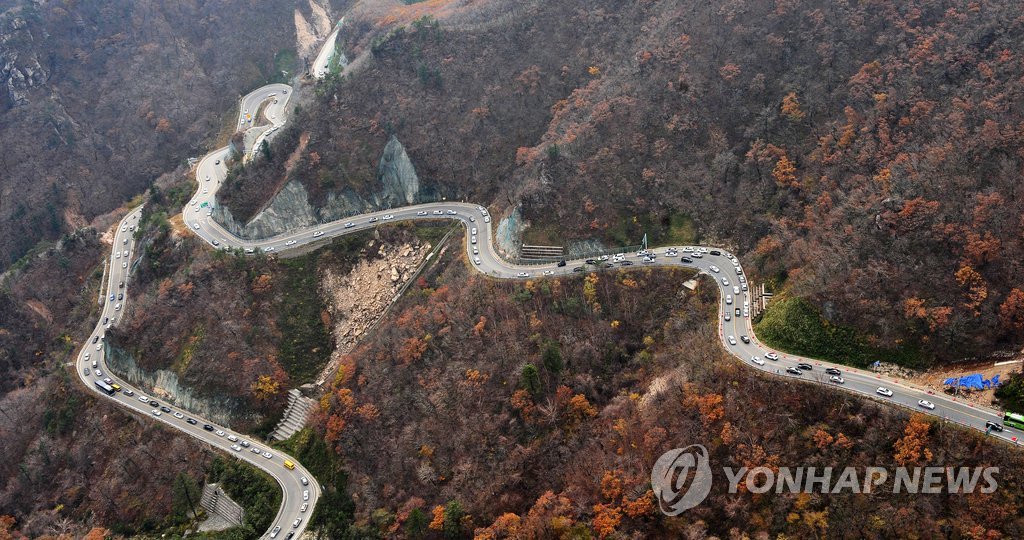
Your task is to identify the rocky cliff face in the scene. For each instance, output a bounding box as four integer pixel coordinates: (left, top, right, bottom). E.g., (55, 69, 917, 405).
(375, 134, 420, 206)
(215, 135, 422, 239)
(0, 13, 48, 108)
(105, 345, 259, 428)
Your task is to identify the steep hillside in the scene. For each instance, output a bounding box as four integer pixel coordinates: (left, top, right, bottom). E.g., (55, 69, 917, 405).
(221, 0, 1024, 364)
(302, 242, 1024, 538)
(0, 0, 301, 269)
(0, 228, 220, 537)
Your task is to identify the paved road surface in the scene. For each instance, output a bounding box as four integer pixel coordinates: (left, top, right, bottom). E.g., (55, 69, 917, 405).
(311, 18, 344, 79)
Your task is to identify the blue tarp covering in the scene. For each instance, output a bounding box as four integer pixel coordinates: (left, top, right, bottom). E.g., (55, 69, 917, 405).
(943, 373, 1001, 390)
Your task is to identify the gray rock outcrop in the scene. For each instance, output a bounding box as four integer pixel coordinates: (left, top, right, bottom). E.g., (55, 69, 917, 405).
(105, 345, 259, 427)
(376, 134, 420, 206)
(215, 136, 423, 240)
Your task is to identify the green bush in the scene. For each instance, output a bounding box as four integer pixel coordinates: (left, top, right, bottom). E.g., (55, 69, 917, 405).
(754, 296, 924, 368)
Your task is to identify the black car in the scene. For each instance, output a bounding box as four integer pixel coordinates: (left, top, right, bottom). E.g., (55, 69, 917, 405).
(735, 308, 741, 316)
(585, 259, 598, 265)
(557, 260, 567, 267)
(740, 335, 750, 344)
(149, 400, 159, 407)
(573, 267, 585, 272)
(621, 261, 634, 266)
(160, 406, 171, 413)
(203, 424, 215, 431)
(92, 336, 99, 344)
(186, 418, 198, 425)
(603, 263, 614, 268)
(786, 367, 802, 375)
(680, 257, 692, 263)
(118, 281, 125, 288)
(103, 317, 108, 325)
(796, 363, 813, 370)
(709, 250, 722, 256)
(986, 421, 1005, 432)
(285, 533, 295, 540)
(117, 293, 123, 300)
(825, 367, 842, 376)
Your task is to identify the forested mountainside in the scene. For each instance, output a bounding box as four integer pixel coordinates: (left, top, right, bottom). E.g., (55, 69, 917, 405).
(0, 0, 302, 270)
(223, 0, 1024, 365)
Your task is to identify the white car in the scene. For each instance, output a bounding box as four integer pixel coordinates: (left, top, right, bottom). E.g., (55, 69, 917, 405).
(383, 214, 394, 220)
(516, 272, 530, 278)
(876, 387, 894, 397)
(829, 376, 845, 384)
(270, 526, 281, 538)
(231, 444, 242, 452)
(543, 270, 555, 276)
(173, 412, 184, 419)
(264, 246, 275, 253)
(121, 225, 127, 232)
(724, 313, 731, 321)
(192, 223, 200, 230)
(138, 395, 150, 403)
(599, 255, 609, 261)
(478, 206, 488, 215)
(432, 210, 443, 215)
(303, 490, 309, 501)
(122, 262, 127, 268)
(483, 216, 491, 223)
(313, 231, 324, 237)
(151, 410, 162, 417)
(721, 278, 730, 286)
(727, 336, 737, 346)
(416, 211, 428, 216)
(446, 210, 457, 215)
(292, 518, 302, 529)
(690, 252, 703, 258)
(764, 352, 779, 361)
(215, 430, 225, 437)
(751, 356, 764, 366)
(471, 236, 477, 245)
(285, 240, 297, 246)
(228, 434, 238, 442)
(344, 222, 355, 228)
(918, 400, 936, 410)
(202, 188, 208, 194)
(263, 451, 273, 459)
(708, 265, 719, 273)
(300, 503, 309, 513)
(471, 227, 477, 235)
(474, 257, 482, 265)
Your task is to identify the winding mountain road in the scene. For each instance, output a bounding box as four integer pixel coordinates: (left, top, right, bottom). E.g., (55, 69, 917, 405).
(77, 22, 1022, 540)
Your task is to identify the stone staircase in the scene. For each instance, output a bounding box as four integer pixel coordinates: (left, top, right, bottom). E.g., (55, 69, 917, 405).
(199, 483, 244, 530)
(269, 388, 316, 441)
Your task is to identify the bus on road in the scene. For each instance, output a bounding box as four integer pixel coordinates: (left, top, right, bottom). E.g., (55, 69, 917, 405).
(95, 380, 116, 396)
(1003, 412, 1024, 430)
